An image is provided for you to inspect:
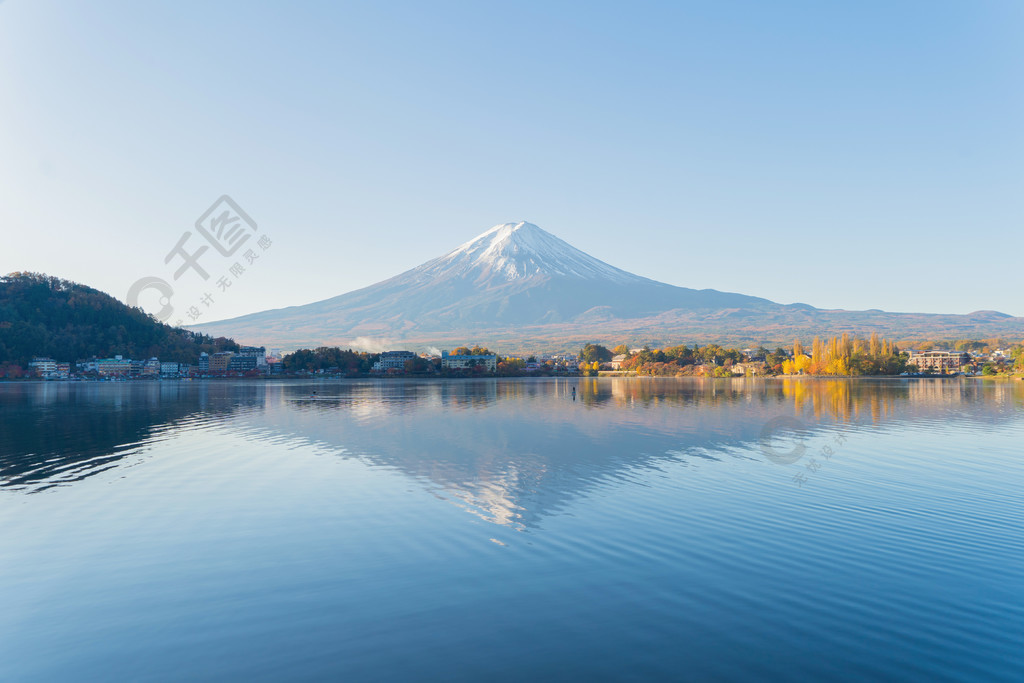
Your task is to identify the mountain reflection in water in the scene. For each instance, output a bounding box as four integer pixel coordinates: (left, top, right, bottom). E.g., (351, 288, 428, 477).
(3, 378, 1021, 530)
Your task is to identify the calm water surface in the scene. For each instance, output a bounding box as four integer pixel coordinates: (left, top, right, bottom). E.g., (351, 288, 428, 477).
(1, 378, 1022, 681)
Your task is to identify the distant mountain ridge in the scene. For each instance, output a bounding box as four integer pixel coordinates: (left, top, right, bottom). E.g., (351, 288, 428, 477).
(189, 222, 1024, 351)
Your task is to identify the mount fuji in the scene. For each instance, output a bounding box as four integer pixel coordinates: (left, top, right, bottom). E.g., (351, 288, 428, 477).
(191, 221, 1024, 351)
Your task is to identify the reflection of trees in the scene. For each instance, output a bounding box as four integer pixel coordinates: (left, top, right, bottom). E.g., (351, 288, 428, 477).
(777, 378, 1024, 425)
(281, 380, 504, 415)
(580, 377, 760, 409)
(0, 382, 263, 492)
(780, 379, 906, 424)
(254, 378, 1024, 532)
(6, 378, 1022, 529)
(287, 377, 832, 416)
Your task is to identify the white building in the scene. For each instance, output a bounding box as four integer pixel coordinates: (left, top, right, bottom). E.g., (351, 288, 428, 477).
(441, 350, 497, 372)
(236, 346, 268, 367)
(608, 354, 628, 370)
(28, 357, 57, 377)
(372, 350, 417, 373)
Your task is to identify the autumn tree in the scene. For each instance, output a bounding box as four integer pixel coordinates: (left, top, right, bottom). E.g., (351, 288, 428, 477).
(579, 343, 613, 363)
(955, 340, 986, 352)
(766, 348, 789, 367)
(794, 354, 812, 374)
(497, 358, 525, 375)
(869, 331, 881, 357)
(811, 337, 825, 373)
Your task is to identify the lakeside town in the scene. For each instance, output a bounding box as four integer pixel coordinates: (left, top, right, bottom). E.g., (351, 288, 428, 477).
(4, 273, 1021, 381)
(9, 337, 1024, 381)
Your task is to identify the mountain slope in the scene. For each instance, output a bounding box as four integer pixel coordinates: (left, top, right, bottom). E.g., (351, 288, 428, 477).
(190, 222, 1024, 350)
(0, 272, 238, 366)
(193, 222, 781, 344)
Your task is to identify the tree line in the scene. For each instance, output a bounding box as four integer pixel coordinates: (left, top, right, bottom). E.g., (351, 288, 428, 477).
(0, 272, 238, 372)
(281, 347, 381, 374)
(782, 333, 909, 376)
(578, 333, 917, 376)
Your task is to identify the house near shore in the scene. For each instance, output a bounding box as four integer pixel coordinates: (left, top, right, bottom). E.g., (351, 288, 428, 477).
(27, 357, 69, 379)
(731, 361, 768, 376)
(608, 354, 628, 370)
(441, 350, 497, 372)
(906, 350, 970, 373)
(372, 351, 417, 373)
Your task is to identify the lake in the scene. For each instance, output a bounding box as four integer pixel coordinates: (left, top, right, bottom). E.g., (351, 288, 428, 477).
(1, 378, 1022, 681)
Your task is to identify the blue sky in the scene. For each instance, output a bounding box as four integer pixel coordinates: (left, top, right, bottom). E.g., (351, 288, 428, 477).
(2, 0, 1022, 321)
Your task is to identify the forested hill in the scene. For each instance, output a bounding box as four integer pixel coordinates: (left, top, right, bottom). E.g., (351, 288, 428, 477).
(0, 272, 239, 366)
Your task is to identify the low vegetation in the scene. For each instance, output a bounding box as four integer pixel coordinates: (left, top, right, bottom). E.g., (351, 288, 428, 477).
(281, 347, 380, 375)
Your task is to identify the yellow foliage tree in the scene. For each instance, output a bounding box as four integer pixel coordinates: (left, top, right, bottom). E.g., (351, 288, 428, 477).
(794, 354, 812, 374)
(825, 357, 849, 376)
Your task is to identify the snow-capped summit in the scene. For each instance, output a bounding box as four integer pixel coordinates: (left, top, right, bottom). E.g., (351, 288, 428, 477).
(192, 220, 780, 348)
(417, 221, 646, 284)
(190, 218, 1024, 351)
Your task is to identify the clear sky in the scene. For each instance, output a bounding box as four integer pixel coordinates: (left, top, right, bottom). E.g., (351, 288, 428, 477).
(2, 0, 1022, 322)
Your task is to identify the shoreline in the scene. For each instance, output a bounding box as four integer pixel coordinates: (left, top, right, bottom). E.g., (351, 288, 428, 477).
(3, 374, 1021, 384)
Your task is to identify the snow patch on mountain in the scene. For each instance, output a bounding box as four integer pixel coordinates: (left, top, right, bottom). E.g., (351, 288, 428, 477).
(414, 221, 648, 284)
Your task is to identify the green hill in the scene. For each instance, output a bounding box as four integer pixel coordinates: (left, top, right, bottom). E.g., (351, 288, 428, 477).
(0, 272, 239, 368)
